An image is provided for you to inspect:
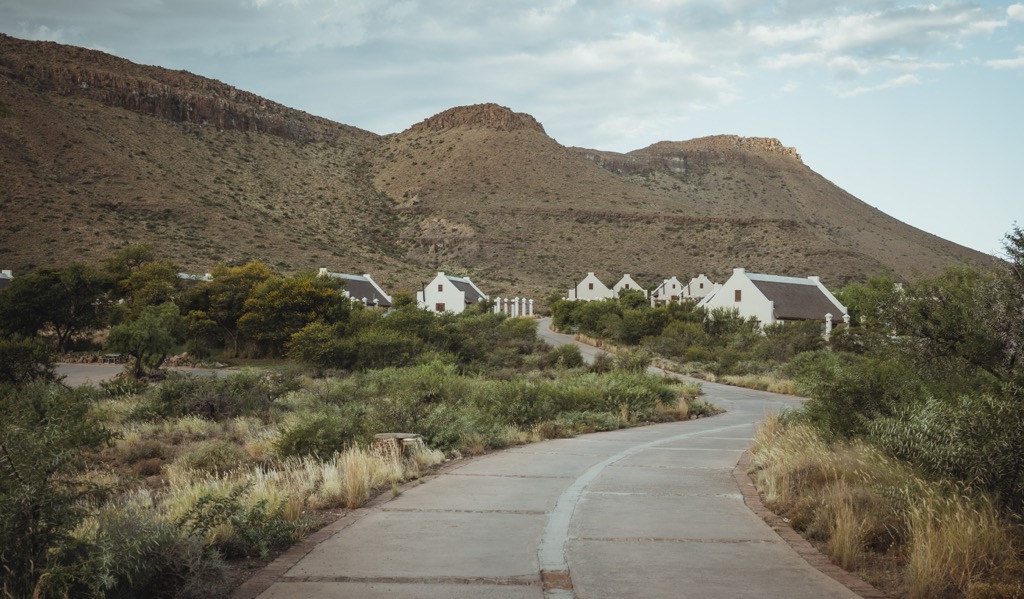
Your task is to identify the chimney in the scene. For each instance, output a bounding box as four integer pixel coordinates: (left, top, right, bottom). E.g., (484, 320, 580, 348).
(318, 267, 328, 277)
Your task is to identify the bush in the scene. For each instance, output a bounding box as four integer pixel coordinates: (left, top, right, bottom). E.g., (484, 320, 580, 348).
(173, 440, 248, 475)
(0, 383, 114, 598)
(177, 484, 298, 559)
(147, 370, 295, 421)
(0, 335, 58, 385)
(869, 393, 1024, 512)
(353, 328, 424, 370)
(68, 508, 230, 599)
(613, 348, 653, 373)
(275, 406, 363, 458)
(788, 351, 923, 439)
(539, 344, 585, 369)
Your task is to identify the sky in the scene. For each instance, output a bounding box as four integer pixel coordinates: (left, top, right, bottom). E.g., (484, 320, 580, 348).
(1, 0, 1021, 256)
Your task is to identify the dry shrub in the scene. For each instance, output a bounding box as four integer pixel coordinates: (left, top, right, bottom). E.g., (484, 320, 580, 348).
(719, 374, 797, 395)
(752, 414, 1023, 599)
(904, 488, 1017, 599)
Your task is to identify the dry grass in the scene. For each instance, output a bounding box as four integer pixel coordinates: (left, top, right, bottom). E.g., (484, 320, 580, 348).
(718, 374, 798, 396)
(751, 414, 1023, 598)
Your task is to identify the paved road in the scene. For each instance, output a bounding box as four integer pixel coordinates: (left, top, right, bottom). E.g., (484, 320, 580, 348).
(241, 320, 859, 598)
(55, 363, 232, 387)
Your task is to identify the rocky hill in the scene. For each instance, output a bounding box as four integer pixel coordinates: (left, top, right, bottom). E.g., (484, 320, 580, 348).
(0, 34, 992, 300)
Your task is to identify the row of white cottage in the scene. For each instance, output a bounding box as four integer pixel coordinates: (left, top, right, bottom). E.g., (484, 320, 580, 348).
(567, 268, 849, 331)
(316, 269, 533, 316)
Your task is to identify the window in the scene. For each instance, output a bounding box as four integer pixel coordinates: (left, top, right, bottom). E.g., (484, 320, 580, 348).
(437, 284, 443, 292)
(588, 283, 594, 290)
(672, 284, 676, 289)
(699, 283, 704, 289)
(734, 290, 742, 302)
(435, 303, 445, 312)
(625, 284, 630, 289)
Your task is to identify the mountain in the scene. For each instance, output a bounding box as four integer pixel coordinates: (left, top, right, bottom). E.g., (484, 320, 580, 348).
(0, 34, 992, 300)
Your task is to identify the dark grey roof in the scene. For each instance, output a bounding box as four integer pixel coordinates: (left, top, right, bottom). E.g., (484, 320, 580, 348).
(450, 278, 485, 303)
(749, 279, 844, 321)
(343, 278, 392, 308)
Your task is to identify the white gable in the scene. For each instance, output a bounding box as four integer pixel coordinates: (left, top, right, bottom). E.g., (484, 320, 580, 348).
(567, 272, 614, 301)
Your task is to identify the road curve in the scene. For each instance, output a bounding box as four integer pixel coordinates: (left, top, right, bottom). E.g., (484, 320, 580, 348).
(238, 320, 859, 599)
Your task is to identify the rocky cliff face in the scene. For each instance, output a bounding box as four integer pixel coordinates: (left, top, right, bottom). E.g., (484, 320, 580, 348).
(0, 34, 373, 145)
(406, 103, 547, 134)
(578, 135, 802, 176)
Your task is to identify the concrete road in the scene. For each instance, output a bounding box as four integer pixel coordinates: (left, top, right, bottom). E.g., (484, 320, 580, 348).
(241, 320, 859, 598)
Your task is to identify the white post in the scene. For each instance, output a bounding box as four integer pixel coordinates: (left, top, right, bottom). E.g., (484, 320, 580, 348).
(512, 297, 520, 317)
(503, 297, 510, 315)
(843, 313, 851, 325)
(493, 297, 501, 314)
(825, 313, 833, 339)
(528, 298, 534, 316)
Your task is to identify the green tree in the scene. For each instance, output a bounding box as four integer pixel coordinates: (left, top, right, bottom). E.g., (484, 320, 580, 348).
(0, 264, 109, 352)
(238, 272, 350, 357)
(0, 335, 58, 386)
(118, 260, 181, 319)
(184, 261, 275, 357)
(106, 302, 182, 378)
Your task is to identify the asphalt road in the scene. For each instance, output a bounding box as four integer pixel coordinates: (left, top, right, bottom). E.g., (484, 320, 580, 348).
(239, 319, 858, 598)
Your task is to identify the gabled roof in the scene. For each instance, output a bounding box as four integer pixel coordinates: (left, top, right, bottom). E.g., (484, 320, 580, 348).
(446, 274, 487, 304)
(746, 273, 844, 321)
(320, 270, 392, 308)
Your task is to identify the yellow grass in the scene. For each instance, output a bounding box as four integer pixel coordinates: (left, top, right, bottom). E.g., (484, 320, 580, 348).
(751, 414, 1022, 598)
(718, 374, 798, 395)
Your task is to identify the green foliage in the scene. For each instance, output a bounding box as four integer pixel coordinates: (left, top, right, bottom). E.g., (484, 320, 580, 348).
(0, 383, 114, 597)
(0, 334, 58, 385)
(174, 440, 248, 475)
(275, 406, 363, 457)
(0, 263, 109, 352)
(539, 343, 585, 369)
(69, 507, 229, 599)
(146, 370, 295, 421)
(789, 351, 923, 439)
(352, 327, 425, 370)
(869, 393, 1024, 512)
(183, 260, 275, 357)
(177, 484, 298, 559)
(238, 271, 350, 357)
(106, 302, 183, 378)
(613, 347, 653, 373)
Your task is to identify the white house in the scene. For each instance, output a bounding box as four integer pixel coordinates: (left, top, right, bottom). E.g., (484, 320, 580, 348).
(682, 274, 718, 301)
(318, 268, 392, 309)
(650, 276, 684, 305)
(697, 268, 848, 330)
(612, 274, 648, 298)
(566, 272, 614, 301)
(417, 272, 488, 314)
(0, 269, 12, 290)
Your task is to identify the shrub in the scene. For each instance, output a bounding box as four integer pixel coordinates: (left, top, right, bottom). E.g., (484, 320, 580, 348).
(147, 370, 295, 421)
(173, 440, 248, 475)
(176, 484, 298, 559)
(275, 406, 363, 458)
(0, 334, 58, 385)
(67, 507, 230, 599)
(788, 351, 923, 439)
(539, 343, 585, 369)
(0, 382, 114, 598)
(613, 347, 653, 373)
(869, 393, 1024, 512)
(353, 328, 424, 370)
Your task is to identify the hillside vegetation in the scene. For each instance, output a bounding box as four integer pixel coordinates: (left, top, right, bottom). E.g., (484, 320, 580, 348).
(0, 33, 992, 301)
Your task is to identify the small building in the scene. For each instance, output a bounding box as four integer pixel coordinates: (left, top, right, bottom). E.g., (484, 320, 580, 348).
(697, 268, 848, 329)
(650, 276, 684, 305)
(612, 274, 648, 299)
(177, 272, 213, 282)
(0, 269, 12, 290)
(566, 272, 614, 301)
(318, 268, 393, 309)
(682, 274, 718, 301)
(417, 272, 488, 314)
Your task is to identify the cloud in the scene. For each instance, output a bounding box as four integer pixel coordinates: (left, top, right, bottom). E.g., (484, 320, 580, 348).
(836, 73, 921, 97)
(1009, 4, 1024, 21)
(987, 56, 1024, 69)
